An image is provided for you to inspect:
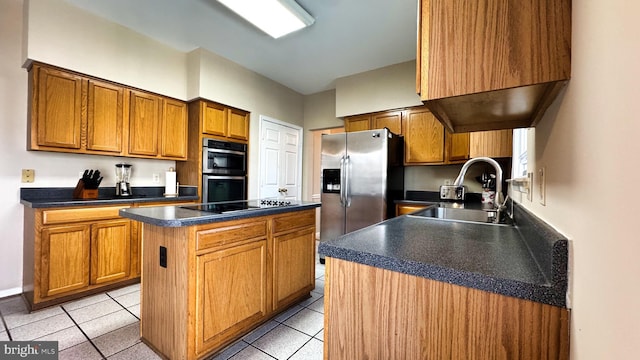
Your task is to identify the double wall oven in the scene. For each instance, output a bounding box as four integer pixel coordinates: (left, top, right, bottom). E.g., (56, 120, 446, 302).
(202, 138, 247, 203)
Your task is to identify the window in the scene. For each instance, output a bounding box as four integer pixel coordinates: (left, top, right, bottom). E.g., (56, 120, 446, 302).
(512, 128, 529, 178)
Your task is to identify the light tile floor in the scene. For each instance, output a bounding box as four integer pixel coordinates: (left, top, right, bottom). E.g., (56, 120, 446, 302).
(0, 261, 326, 360)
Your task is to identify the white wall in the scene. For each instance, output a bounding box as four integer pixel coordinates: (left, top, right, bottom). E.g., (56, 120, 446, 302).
(301, 90, 342, 200)
(335, 61, 422, 117)
(514, 0, 640, 358)
(24, 0, 187, 99)
(193, 48, 304, 199)
(0, 0, 307, 296)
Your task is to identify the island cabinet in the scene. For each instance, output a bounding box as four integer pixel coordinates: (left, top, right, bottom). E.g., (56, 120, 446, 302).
(23, 205, 138, 310)
(324, 258, 570, 359)
(28, 62, 188, 160)
(140, 209, 316, 360)
(416, 0, 571, 132)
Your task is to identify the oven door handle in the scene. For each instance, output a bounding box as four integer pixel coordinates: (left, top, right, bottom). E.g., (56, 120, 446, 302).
(204, 148, 246, 156)
(203, 175, 246, 180)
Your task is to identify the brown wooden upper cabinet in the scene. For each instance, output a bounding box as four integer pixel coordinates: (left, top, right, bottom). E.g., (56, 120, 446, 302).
(403, 107, 445, 164)
(416, 0, 571, 133)
(28, 62, 188, 160)
(344, 110, 402, 135)
(87, 79, 125, 154)
(29, 65, 85, 151)
(127, 90, 161, 157)
(346, 106, 512, 165)
(200, 100, 249, 142)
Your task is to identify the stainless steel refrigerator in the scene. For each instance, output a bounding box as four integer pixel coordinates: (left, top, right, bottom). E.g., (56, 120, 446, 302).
(319, 128, 404, 256)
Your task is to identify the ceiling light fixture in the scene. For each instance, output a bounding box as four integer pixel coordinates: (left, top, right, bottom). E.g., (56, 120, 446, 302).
(217, 0, 315, 39)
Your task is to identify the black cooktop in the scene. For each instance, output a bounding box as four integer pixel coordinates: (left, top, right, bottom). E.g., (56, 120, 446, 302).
(180, 199, 294, 214)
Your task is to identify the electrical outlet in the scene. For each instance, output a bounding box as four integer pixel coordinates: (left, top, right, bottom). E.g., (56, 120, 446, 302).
(152, 173, 160, 183)
(21, 169, 35, 183)
(538, 167, 546, 206)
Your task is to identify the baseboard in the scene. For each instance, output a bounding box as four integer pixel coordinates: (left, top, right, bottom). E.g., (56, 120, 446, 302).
(0, 287, 22, 300)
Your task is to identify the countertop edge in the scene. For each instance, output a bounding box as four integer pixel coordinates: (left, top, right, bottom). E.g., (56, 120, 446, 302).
(319, 242, 566, 308)
(119, 203, 321, 227)
(21, 195, 200, 208)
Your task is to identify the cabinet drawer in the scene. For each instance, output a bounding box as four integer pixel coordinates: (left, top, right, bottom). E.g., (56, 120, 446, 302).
(42, 206, 127, 225)
(272, 210, 315, 234)
(197, 220, 268, 251)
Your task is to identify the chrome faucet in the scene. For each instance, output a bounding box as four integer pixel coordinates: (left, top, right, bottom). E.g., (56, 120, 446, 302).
(454, 157, 505, 220)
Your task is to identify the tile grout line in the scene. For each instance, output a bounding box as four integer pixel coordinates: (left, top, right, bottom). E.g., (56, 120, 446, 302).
(105, 292, 140, 320)
(60, 306, 107, 360)
(0, 306, 14, 341)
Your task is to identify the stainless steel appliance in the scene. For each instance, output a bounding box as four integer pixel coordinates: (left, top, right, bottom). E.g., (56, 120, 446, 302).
(320, 129, 404, 256)
(202, 175, 246, 202)
(202, 138, 248, 202)
(115, 163, 132, 197)
(202, 138, 247, 175)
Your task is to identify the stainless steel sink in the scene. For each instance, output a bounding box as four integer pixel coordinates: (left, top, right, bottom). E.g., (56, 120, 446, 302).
(408, 205, 512, 226)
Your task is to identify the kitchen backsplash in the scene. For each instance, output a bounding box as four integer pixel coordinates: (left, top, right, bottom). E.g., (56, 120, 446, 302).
(404, 160, 512, 194)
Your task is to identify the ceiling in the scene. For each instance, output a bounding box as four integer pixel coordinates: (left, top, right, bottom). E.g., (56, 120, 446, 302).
(64, 0, 418, 95)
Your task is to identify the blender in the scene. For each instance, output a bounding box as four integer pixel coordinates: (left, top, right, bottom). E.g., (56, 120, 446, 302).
(115, 163, 132, 197)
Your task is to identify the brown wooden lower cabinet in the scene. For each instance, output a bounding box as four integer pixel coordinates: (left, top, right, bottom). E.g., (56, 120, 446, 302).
(141, 209, 316, 360)
(324, 258, 570, 360)
(24, 205, 138, 310)
(395, 203, 430, 216)
(23, 200, 196, 311)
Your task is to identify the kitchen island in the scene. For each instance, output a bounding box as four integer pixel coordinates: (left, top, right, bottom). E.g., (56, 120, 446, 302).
(119, 200, 320, 360)
(318, 201, 569, 359)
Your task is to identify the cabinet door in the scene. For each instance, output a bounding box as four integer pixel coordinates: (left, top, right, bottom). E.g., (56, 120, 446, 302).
(402, 108, 445, 164)
(195, 240, 267, 355)
(201, 101, 227, 136)
(344, 115, 371, 132)
(470, 130, 513, 158)
(90, 220, 131, 285)
(41, 225, 90, 297)
(396, 204, 429, 216)
(227, 108, 249, 141)
(33, 66, 84, 150)
(372, 111, 402, 135)
(128, 90, 160, 156)
(447, 132, 470, 162)
(273, 227, 315, 311)
(160, 99, 188, 159)
(87, 80, 124, 154)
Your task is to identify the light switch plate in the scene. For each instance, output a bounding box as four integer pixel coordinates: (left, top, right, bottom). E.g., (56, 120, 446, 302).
(22, 169, 35, 183)
(538, 167, 546, 205)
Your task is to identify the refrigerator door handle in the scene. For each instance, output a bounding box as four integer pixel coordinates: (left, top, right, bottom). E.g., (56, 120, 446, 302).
(339, 156, 346, 206)
(344, 155, 351, 207)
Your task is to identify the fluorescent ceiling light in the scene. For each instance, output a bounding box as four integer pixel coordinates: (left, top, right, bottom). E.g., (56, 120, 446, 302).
(217, 0, 315, 39)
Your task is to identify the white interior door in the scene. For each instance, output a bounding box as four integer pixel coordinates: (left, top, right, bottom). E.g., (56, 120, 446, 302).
(259, 117, 302, 201)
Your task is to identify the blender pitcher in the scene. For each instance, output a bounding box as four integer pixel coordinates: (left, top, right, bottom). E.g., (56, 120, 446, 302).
(115, 163, 132, 196)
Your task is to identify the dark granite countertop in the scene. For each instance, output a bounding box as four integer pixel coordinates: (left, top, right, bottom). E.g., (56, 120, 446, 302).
(119, 200, 321, 227)
(20, 186, 199, 208)
(318, 201, 568, 308)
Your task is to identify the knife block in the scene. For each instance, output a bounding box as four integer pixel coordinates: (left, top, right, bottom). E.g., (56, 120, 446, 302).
(73, 179, 98, 199)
